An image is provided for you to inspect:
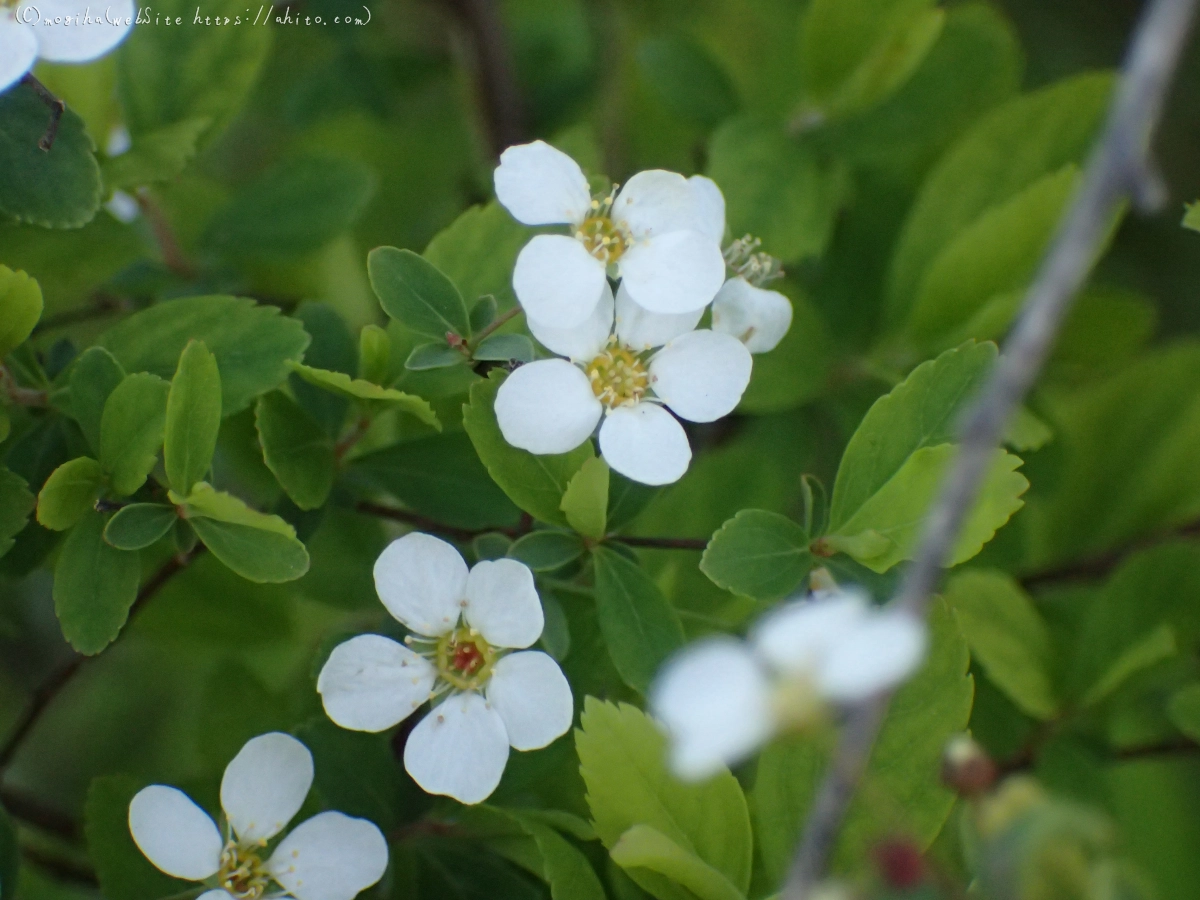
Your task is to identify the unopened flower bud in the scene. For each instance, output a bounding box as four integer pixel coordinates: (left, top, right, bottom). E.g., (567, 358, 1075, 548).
(941, 734, 997, 797)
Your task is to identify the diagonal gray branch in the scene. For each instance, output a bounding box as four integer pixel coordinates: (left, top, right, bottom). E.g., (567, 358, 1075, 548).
(781, 0, 1199, 895)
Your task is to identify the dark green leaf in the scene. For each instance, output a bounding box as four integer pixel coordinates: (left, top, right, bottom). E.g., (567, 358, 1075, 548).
(69, 346, 126, 454)
(474, 333, 535, 363)
(701, 509, 811, 600)
(0, 803, 17, 900)
(36, 456, 105, 532)
(104, 503, 179, 551)
(369, 247, 471, 341)
(406, 342, 468, 371)
(99, 373, 171, 497)
(255, 391, 336, 511)
(508, 531, 586, 571)
(423, 202, 530, 310)
(296, 718, 413, 830)
(0, 468, 34, 559)
(289, 301, 355, 436)
(180, 482, 310, 583)
(53, 512, 141, 654)
(164, 340, 222, 494)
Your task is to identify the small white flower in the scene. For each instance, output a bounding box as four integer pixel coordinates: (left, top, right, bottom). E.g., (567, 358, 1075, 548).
(495, 283, 752, 486)
(712, 277, 794, 354)
(128, 733, 388, 900)
(1, 0, 135, 95)
(317, 532, 574, 805)
(650, 588, 927, 781)
(493, 141, 727, 329)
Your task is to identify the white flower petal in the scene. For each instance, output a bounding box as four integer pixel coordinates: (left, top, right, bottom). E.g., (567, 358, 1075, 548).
(268, 812, 388, 900)
(0, 17, 38, 94)
(688, 175, 726, 243)
(197, 890, 231, 900)
(33, 0, 135, 63)
(750, 590, 869, 677)
(317, 634, 438, 732)
(818, 610, 928, 703)
(220, 733, 313, 845)
(128, 785, 222, 881)
(649, 329, 752, 423)
(494, 140, 591, 226)
(711, 278, 793, 354)
(613, 170, 703, 238)
(526, 283, 614, 361)
(614, 281, 703, 352)
(464, 559, 543, 649)
(619, 230, 726, 315)
(598, 403, 691, 486)
(487, 651, 573, 750)
(374, 533, 468, 637)
(404, 692, 510, 804)
(494, 359, 602, 455)
(513, 234, 608, 329)
(649, 638, 773, 781)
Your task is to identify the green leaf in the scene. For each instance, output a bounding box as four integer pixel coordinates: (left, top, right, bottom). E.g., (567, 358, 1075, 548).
(423, 202, 531, 310)
(36, 457, 105, 532)
(1080, 625, 1175, 709)
(179, 483, 310, 583)
(53, 512, 141, 654)
(0, 468, 35, 559)
(69, 346, 126, 454)
(700, 509, 811, 600)
(474, 333, 536, 363)
(946, 569, 1057, 720)
(470, 295, 500, 333)
(0, 803, 17, 900)
(296, 719, 411, 830)
(204, 157, 377, 258)
(463, 371, 595, 527)
(508, 531, 586, 571)
(289, 301, 355, 436)
(1004, 405, 1053, 452)
(358, 324, 391, 385)
(369, 247, 471, 341)
(1167, 684, 1200, 742)
(754, 600, 972, 881)
(591, 546, 685, 695)
(255, 392, 336, 511)
(610, 826, 747, 900)
(576, 699, 753, 895)
(637, 36, 740, 129)
(99, 295, 311, 415)
(103, 504, 179, 551)
(86, 775, 193, 900)
(101, 117, 209, 190)
(1184, 202, 1200, 233)
(288, 362, 440, 428)
(99, 373, 171, 497)
(562, 458, 610, 540)
(826, 444, 1028, 572)
(0, 80, 101, 228)
(164, 340, 222, 495)
(707, 118, 849, 262)
(0, 266, 42, 359)
(406, 342, 468, 371)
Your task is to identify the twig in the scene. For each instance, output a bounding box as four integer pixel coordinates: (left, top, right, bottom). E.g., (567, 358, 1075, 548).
(20, 74, 65, 152)
(618, 535, 708, 551)
(33, 294, 137, 335)
(1020, 517, 1200, 589)
(781, 1, 1199, 896)
(0, 785, 81, 843)
(20, 846, 97, 886)
(0, 365, 48, 408)
(468, 305, 523, 348)
(135, 192, 197, 279)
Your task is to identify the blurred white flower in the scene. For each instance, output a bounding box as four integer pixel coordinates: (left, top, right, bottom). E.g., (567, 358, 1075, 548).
(105, 189, 140, 224)
(712, 277, 793, 354)
(495, 282, 752, 486)
(129, 733, 388, 900)
(650, 588, 927, 780)
(317, 532, 573, 805)
(1, 0, 135, 94)
(493, 140, 726, 328)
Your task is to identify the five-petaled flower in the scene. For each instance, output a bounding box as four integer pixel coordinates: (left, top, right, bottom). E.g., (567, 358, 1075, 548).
(712, 276, 794, 354)
(317, 532, 574, 805)
(495, 282, 752, 486)
(494, 140, 727, 329)
(650, 587, 927, 780)
(1, 0, 135, 95)
(128, 733, 388, 900)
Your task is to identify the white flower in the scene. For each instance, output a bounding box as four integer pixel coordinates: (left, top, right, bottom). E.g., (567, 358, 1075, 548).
(494, 282, 752, 486)
(493, 141, 727, 329)
(712, 277, 793, 354)
(649, 589, 927, 781)
(1, 0, 135, 95)
(128, 733, 388, 900)
(316, 532, 573, 805)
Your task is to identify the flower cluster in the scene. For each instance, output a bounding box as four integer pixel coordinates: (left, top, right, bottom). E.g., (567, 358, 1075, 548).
(1, 0, 134, 94)
(129, 733, 388, 900)
(492, 141, 796, 485)
(317, 532, 573, 804)
(649, 586, 927, 781)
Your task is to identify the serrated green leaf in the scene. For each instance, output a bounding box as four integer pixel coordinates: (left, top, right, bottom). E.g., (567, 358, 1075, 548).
(700, 509, 811, 600)
(463, 371, 595, 527)
(101, 117, 209, 190)
(103, 503, 179, 551)
(0, 468, 35, 559)
(0, 266, 42, 359)
(53, 512, 141, 654)
(562, 458, 609, 540)
(370, 247, 471, 341)
(164, 340, 222, 495)
(37, 457, 105, 531)
(592, 546, 685, 695)
(99, 373, 171, 497)
(69, 346, 126, 454)
(610, 825, 747, 900)
(508, 531, 586, 571)
(406, 342, 467, 371)
(474, 333, 535, 363)
(255, 391, 336, 510)
(179, 482, 310, 582)
(577, 700, 753, 895)
(288, 362, 440, 428)
(99, 295, 310, 415)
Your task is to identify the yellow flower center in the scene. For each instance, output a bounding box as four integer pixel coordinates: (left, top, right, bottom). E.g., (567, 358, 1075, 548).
(573, 189, 631, 266)
(435, 627, 496, 691)
(587, 339, 649, 409)
(218, 842, 271, 900)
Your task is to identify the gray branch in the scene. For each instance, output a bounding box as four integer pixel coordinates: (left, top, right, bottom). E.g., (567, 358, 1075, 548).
(781, 0, 1199, 895)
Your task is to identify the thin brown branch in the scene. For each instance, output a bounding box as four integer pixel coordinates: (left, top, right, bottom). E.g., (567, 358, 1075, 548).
(0, 365, 48, 408)
(20, 845, 97, 886)
(782, 0, 1200, 895)
(0, 786, 81, 843)
(20, 74, 65, 152)
(135, 191, 197, 279)
(468, 304, 523, 349)
(1020, 517, 1200, 589)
